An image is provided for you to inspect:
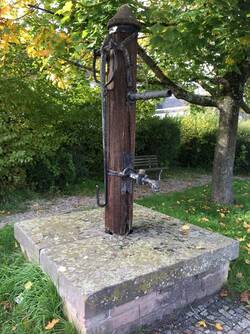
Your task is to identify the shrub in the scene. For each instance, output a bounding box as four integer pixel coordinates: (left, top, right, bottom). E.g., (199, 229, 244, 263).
(178, 112, 250, 174)
(178, 112, 218, 169)
(235, 121, 250, 174)
(136, 116, 180, 166)
(0, 77, 102, 194)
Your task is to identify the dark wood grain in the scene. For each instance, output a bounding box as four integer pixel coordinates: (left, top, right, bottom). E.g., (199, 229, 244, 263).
(105, 29, 138, 235)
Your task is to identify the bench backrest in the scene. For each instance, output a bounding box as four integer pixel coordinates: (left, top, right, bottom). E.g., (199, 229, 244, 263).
(134, 155, 159, 169)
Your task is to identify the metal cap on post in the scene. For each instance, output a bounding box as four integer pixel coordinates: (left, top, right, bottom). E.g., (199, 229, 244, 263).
(108, 4, 141, 30)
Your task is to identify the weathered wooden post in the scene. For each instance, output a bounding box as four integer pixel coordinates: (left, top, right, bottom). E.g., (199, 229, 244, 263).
(96, 5, 164, 234)
(105, 5, 140, 235)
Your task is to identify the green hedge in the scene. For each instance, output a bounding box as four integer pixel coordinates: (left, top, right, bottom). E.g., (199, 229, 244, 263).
(178, 113, 250, 174)
(178, 112, 217, 169)
(0, 78, 103, 195)
(136, 116, 181, 166)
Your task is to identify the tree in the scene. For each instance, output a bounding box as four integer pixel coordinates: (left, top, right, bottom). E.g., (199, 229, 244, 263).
(1, 0, 250, 203)
(139, 0, 250, 204)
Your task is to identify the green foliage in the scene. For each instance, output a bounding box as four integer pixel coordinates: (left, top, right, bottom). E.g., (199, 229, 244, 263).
(136, 180, 250, 293)
(0, 226, 77, 334)
(178, 112, 218, 169)
(0, 66, 102, 193)
(136, 116, 180, 166)
(178, 113, 250, 174)
(235, 120, 250, 173)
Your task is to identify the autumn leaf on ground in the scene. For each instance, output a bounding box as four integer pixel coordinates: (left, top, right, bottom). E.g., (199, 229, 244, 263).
(0, 300, 13, 311)
(240, 291, 249, 303)
(214, 322, 223, 331)
(180, 224, 190, 236)
(24, 281, 33, 290)
(219, 288, 229, 298)
(236, 272, 243, 279)
(12, 325, 16, 331)
(45, 318, 60, 330)
(196, 320, 207, 328)
(201, 217, 209, 222)
(243, 222, 250, 233)
(245, 243, 250, 255)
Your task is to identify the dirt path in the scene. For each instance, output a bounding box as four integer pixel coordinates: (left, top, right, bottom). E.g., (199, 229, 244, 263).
(0, 175, 211, 228)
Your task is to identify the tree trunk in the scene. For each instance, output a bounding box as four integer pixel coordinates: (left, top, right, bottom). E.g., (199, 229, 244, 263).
(212, 95, 239, 204)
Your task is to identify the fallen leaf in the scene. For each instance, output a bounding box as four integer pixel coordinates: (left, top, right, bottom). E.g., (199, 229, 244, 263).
(243, 222, 250, 233)
(245, 259, 250, 265)
(201, 217, 209, 222)
(219, 289, 229, 298)
(240, 291, 249, 303)
(197, 320, 207, 328)
(246, 243, 250, 255)
(180, 224, 190, 236)
(12, 325, 16, 331)
(236, 272, 243, 279)
(236, 236, 246, 242)
(0, 301, 13, 311)
(45, 318, 60, 330)
(24, 281, 32, 290)
(234, 204, 244, 208)
(195, 244, 206, 250)
(214, 322, 223, 331)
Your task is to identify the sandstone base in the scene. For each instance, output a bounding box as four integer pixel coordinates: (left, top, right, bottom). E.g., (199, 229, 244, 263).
(14, 205, 239, 334)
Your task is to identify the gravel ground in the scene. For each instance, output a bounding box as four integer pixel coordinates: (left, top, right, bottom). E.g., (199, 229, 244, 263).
(0, 174, 211, 228)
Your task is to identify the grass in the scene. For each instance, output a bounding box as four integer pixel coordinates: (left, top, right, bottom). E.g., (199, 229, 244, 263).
(0, 226, 77, 334)
(136, 180, 250, 294)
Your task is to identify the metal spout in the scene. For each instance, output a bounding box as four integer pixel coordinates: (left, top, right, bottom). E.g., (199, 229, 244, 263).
(128, 169, 160, 192)
(141, 176, 160, 192)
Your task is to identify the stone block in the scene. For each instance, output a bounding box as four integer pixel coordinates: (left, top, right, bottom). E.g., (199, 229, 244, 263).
(14, 205, 239, 334)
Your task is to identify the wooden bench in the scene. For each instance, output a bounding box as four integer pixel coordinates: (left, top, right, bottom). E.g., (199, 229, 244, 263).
(134, 155, 167, 175)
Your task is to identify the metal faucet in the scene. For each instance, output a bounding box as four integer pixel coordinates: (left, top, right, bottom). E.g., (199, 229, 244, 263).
(127, 169, 160, 192)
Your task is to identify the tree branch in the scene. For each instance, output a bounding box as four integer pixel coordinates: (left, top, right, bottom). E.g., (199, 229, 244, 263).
(28, 4, 56, 15)
(241, 101, 250, 114)
(138, 45, 217, 107)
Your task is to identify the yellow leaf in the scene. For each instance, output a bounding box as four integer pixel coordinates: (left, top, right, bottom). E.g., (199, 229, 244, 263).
(62, 1, 73, 12)
(214, 322, 223, 331)
(225, 57, 235, 65)
(236, 272, 243, 279)
(45, 318, 60, 330)
(180, 224, 190, 235)
(197, 320, 207, 328)
(219, 288, 229, 298)
(201, 217, 209, 222)
(36, 49, 50, 57)
(12, 325, 16, 331)
(24, 281, 32, 290)
(0, 5, 11, 17)
(239, 35, 250, 46)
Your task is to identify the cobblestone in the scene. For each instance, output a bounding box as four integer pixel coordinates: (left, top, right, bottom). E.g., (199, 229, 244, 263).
(143, 294, 250, 334)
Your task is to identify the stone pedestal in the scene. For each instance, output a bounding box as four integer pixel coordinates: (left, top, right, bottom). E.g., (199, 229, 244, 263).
(14, 205, 239, 334)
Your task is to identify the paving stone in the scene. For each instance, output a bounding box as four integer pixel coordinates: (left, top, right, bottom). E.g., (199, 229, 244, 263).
(145, 294, 250, 334)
